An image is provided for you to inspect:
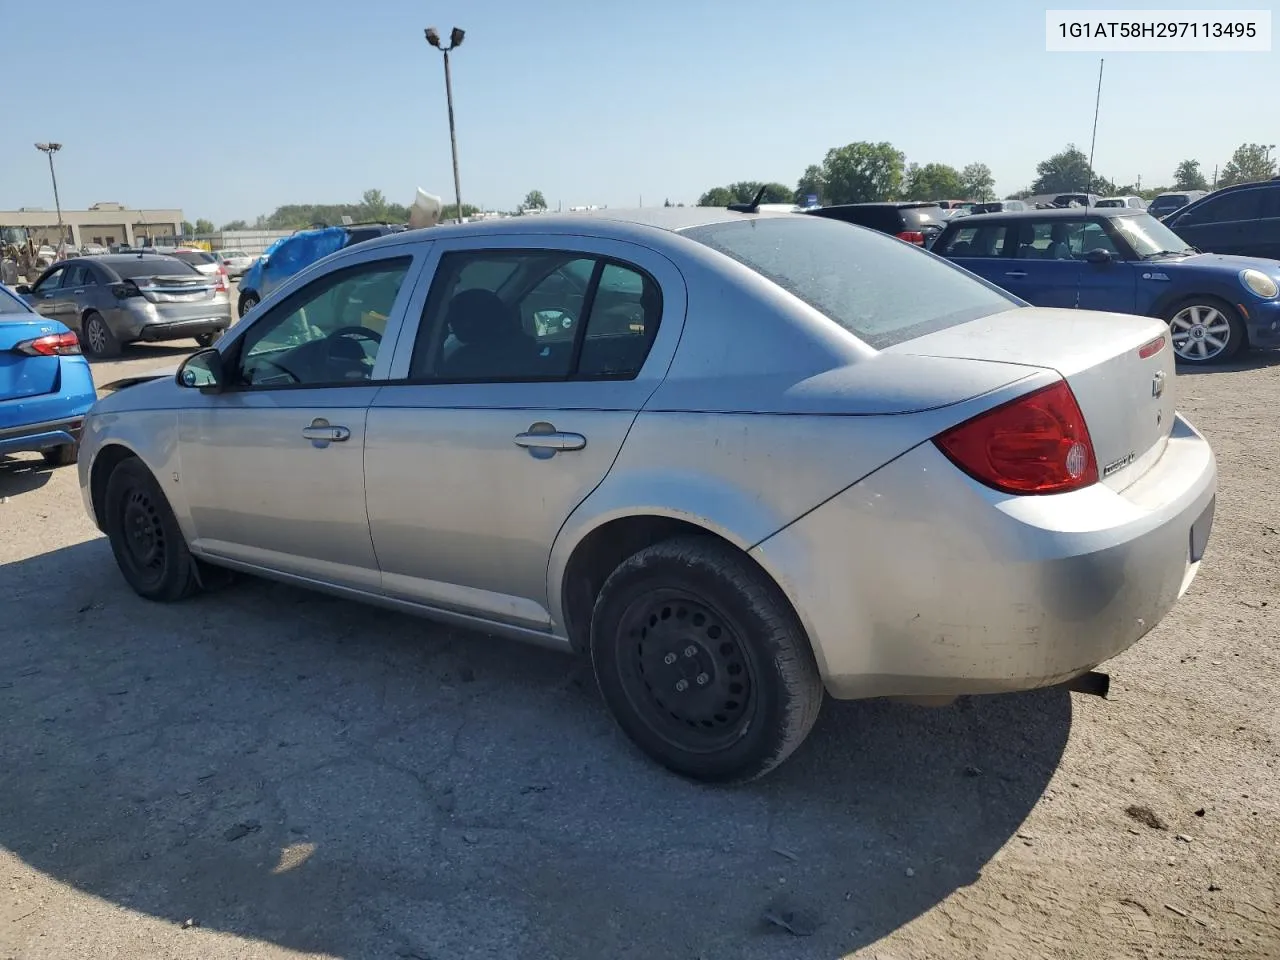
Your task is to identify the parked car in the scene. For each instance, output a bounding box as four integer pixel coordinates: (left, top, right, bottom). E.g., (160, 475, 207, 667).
(214, 249, 255, 280)
(81, 243, 108, 256)
(1148, 190, 1210, 220)
(16, 254, 232, 357)
(802, 202, 948, 247)
(0, 283, 95, 466)
(1096, 195, 1147, 209)
(970, 200, 1029, 214)
(77, 209, 1215, 782)
(1051, 194, 1100, 208)
(236, 223, 407, 316)
(933, 207, 1280, 363)
(1162, 178, 1280, 261)
(170, 249, 225, 281)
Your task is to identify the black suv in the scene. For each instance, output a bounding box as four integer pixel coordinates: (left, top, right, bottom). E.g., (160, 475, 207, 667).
(1163, 178, 1280, 260)
(803, 202, 947, 248)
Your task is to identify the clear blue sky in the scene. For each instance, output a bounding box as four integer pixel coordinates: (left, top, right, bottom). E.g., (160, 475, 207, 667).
(3, 0, 1276, 224)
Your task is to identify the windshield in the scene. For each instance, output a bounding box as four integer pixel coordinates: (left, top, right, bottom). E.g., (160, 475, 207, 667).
(682, 216, 1018, 349)
(1110, 214, 1194, 257)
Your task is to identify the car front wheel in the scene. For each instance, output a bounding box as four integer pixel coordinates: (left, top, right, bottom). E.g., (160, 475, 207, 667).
(589, 536, 824, 783)
(103, 458, 202, 602)
(1165, 297, 1245, 364)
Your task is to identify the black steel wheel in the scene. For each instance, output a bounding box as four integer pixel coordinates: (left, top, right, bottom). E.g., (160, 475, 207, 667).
(590, 536, 823, 783)
(103, 458, 202, 602)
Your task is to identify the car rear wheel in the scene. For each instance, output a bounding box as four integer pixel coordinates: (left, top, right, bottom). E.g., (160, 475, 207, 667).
(41, 443, 78, 467)
(237, 291, 259, 316)
(1165, 297, 1245, 364)
(81, 311, 120, 359)
(589, 536, 823, 783)
(103, 458, 202, 602)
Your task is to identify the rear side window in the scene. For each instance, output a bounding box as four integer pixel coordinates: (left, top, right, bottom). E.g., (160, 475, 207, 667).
(684, 217, 1017, 349)
(935, 223, 1008, 257)
(1177, 188, 1267, 226)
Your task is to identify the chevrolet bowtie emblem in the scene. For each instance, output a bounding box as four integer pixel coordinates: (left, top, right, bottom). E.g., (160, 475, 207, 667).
(1151, 371, 1165, 399)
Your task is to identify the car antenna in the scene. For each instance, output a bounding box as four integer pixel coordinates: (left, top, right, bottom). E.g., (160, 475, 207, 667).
(727, 185, 769, 214)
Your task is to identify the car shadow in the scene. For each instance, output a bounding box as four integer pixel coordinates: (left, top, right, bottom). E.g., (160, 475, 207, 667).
(0, 539, 1071, 959)
(1176, 348, 1280, 375)
(0, 453, 55, 496)
(85, 342, 196, 367)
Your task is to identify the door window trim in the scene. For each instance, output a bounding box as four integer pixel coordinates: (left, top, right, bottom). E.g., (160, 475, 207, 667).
(400, 247, 664, 386)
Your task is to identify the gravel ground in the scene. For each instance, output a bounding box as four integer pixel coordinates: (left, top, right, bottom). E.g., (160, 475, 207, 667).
(0, 332, 1277, 960)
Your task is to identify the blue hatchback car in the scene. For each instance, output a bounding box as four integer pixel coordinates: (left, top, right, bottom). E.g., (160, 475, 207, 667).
(933, 207, 1280, 364)
(0, 283, 96, 466)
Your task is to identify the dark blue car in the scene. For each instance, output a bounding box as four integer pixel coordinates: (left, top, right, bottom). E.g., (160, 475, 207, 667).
(932, 207, 1280, 364)
(0, 283, 96, 466)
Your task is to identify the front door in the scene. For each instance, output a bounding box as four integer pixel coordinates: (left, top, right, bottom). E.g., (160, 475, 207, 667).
(26, 266, 72, 323)
(178, 250, 421, 590)
(366, 239, 683, 630)
(1071, 219, 1137, 312)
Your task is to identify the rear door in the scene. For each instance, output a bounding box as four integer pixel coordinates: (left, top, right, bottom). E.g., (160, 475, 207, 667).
(935, 220, 1012, 287)
(998, 218, 1082, 308)
(365, 235, 685, 630)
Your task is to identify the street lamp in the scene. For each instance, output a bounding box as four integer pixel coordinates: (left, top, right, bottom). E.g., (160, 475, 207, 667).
(34, 142, 66, 252)
(424, 26, 466, 224)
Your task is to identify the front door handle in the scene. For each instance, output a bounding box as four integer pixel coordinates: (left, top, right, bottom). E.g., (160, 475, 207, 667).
(1004, 270, 1028, 278)
(302, 423, 351, 442)
(514, 431, 586, 451)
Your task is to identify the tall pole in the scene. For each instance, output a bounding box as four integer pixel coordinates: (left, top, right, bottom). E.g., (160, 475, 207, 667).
(1085, 58, 1104, 207)
(442, 50, 463, 224)
(35, 143, 65, 249)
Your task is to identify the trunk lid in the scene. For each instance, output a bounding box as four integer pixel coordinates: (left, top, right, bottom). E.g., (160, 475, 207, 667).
(0, 314, 65, 400)
(134, 274, 216, 304)
(892, 306, 1176, 492)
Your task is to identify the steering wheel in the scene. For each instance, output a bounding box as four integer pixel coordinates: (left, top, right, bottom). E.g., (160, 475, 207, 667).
(324, 325, 383, 379)
(327, 325, 383, 345)
(246, 356, 301, 385)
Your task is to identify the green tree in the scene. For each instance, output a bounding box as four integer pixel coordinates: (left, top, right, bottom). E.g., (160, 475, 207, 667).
(523, 189, 547, 210)
(795, 164, 826, 205)
(1172, 160, 1209, 191)
(698, 186, 736, 206)
(194, 218, 215, 235)
(698, 182, 795, 206)
(220, 219, 249, 231)
(181, 220, 194, 234)
(807, 142, 905, 205)
(360, 189, 389, 221)
(1031, 144, 1111, 194)
(960, 162, 995, 201)
(440, 203, 481, 221)
(1219, 143, 1277, 187)
(902, 162, 964, 201)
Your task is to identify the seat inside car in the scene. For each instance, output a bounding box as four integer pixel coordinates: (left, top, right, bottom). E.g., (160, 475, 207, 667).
(440, 288, 539, 379)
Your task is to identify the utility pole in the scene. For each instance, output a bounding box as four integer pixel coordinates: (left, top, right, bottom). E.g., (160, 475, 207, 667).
(34, 143, 65, 250)
(424, 26, 466, 223)
(1213, 164, 1218, 189)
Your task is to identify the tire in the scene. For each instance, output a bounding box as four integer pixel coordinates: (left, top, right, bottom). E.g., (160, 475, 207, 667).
(103, 457, 202, 602)
(194, 330, 223, 348)
(237, 291, 259, 317)
(1164, 296, 1246, 364)
(590, 536, 824, 783)
(41, 443, 78, 467)
(81, 311, 120, 359)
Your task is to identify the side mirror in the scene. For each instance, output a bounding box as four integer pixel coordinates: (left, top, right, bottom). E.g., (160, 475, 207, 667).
(14, 284, 31, 294)
(177, 347, 226, 392)
(1083, 248, 1114, 264)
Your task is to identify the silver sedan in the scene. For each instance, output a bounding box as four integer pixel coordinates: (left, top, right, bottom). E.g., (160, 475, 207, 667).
(77, 209, 1216, 782)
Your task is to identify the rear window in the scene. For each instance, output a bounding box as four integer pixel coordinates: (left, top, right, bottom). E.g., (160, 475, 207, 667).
(0, 285, 34, 315)
(901, 206, 945, 225)
(171, 250, 215, 265)
(683, 217, 1017, 349)
(109, 257, 201, 279)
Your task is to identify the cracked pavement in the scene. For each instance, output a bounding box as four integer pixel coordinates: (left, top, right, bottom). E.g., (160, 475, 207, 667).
(1, 339, 1278, 959)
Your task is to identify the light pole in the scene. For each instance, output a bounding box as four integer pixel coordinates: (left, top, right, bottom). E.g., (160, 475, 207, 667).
(424, 26, 466, 224)
(34, 142, 65, 251)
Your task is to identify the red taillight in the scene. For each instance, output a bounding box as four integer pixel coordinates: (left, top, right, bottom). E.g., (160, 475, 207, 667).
(14, 331, 82, 357)
(933, 380, 1098, 495)
(216, 265, 228, 292)
(896, 230, 926, 245)
(110, 281, 143, 299)
(1138, 335, 1165, 359)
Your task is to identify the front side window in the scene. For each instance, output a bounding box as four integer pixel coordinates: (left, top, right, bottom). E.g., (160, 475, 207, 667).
(235, 257, 411, 388)
(684, 217, 1016, 350)
(32, 267, 66, 293)
(409, 250, 662, 381)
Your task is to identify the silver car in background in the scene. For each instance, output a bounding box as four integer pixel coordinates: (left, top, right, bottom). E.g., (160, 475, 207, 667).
(19, 254, 232, 357)
(214, 249, 255, 279)
(76, 210, 1216, 782)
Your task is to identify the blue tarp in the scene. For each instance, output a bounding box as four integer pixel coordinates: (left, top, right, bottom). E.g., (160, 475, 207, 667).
(240, 226, 348, 303)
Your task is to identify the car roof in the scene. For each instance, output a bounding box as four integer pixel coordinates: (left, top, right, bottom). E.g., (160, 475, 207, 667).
(951, 206, 1142, 223)
(814, 202, 940, 210)
(351, 207, 801, 253)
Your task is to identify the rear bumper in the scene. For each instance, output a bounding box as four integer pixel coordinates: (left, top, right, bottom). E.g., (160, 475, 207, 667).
(111, 299, 233, 342)
(0, 414, 86, 455)
(750, 413, 1217, 700)
(136, 318, 229, 342)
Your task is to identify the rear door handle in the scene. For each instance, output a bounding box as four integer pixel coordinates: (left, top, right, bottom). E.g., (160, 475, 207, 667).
(1004, 271, 1028, 278)
(514, 431, 586, 451)
(302, 424, 351, 442)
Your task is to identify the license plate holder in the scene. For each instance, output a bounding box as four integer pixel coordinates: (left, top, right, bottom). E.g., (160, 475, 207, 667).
(1190, 496, 1215, 564)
